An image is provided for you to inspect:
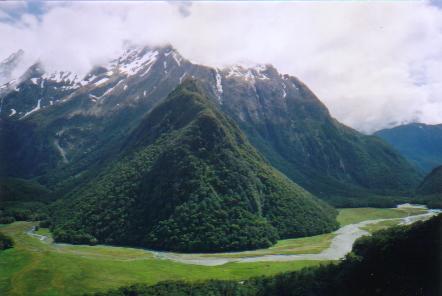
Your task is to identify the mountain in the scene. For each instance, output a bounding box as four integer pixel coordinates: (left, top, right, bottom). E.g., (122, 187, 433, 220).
(417, 165, 442, 196)
(0, 45, 199, 182)
(48, 80, 338, 252)
(415, 165, 442, 208)
(0, 50, 24, 85)
(215, 68, 420, 201)
(375, 123, 442, 173)
(0, 45, 421, 205)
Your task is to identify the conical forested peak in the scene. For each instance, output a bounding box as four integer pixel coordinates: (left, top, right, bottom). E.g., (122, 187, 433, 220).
(126, 78, 241, 150)
(173, 77, 204, 95)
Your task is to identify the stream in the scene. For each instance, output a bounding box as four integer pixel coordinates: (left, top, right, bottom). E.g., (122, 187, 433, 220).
(27, 204, 440, 266)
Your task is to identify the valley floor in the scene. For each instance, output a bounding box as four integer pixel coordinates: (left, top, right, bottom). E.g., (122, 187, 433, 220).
(0, 205, 433, 296)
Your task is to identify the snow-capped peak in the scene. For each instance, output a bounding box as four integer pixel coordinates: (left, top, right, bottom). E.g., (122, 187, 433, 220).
(224, 64, 271, 81)
(164, 48, 183, 66)
(42, 71, 79, 85)
(108, 46, 159, 77)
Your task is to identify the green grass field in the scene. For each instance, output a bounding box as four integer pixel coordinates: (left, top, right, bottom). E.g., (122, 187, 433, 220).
(0, 206, 427, 296)
(34, 228, 51, 237)
(336, 206, 426, 226)
(198, 232, 336, 259)
(0, 222, 324, 296)
(361, 220, 401, 233)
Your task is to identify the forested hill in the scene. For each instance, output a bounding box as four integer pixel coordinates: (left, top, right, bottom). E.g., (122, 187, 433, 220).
(414, 165, 442, 208)
(49, 80, 338, 252)
(417, 165, 442, 196)
(96, 214, 442, 296)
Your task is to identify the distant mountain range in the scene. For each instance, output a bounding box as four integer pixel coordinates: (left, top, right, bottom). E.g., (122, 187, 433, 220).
(375, 123, 442, 173)
(0, 45, 421, 207)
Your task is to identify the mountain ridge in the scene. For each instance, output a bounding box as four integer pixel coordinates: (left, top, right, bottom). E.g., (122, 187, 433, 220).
(0, 45, 421, 205)
(49, 80, 338, 252)
(375, 122, 442, 173)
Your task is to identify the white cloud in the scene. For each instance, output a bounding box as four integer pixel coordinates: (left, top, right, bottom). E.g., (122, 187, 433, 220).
(0, 1, 441, 133)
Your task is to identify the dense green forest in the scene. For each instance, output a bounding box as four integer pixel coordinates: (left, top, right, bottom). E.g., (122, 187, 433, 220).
(48, 80, 338, 252)
(0, 177, 51, 223)
(95, 214, 442, 296)
(0, 177, 51, 202)
(417, 165, 442, 195)
(414, 165, 442, 208)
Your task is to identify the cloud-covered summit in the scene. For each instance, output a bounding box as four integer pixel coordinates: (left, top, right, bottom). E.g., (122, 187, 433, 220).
(0, 1, 441, 133)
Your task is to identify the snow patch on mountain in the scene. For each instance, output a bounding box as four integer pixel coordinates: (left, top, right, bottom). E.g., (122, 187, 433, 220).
(140, 61, 157, 77)
(215, 69, 223, 94)
(79, 75, 97, 86)
(101, 80, 122, 97)
(21, 99, 41, 119)
(282, 83, 287, 98)
(116, 48, 159, 77)
(226, 65, 244, 79)
(54, 138, 69, 164)
(215, 69, 223, 104)
(254, 65, 270, 80)
(225, 65, 270, 83)
(89, 94, 100, 102)
(172, 52, 182, 66)
(94, 77, 109, 86)
(42, 71, 79, 84)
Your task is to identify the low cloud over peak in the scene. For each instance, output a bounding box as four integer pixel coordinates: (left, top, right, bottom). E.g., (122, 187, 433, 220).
(1, 1, 441, 133)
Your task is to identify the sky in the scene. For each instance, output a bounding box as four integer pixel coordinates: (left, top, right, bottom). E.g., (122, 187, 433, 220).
(0, 1, 441, 133)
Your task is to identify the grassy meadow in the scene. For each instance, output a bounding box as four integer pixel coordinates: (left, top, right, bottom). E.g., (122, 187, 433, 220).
(0, 206, 426, 295)
(0, 222, 323, 296)
(336, 206, 426, 226)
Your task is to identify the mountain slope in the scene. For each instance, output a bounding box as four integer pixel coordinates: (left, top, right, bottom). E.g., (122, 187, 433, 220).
(0, 45, 421, 205)
(411, 165, 442, 208)
(217, 72, 421, 201)
(375, 123, 442, 173)
(417, 166, 442, 196)
(49, 80, 338, 252)
(0, 50, 24, 85)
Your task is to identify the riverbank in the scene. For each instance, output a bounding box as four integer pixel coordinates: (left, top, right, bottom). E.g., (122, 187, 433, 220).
(144, 204, 439, 265)
(0, 205, 438, 295)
